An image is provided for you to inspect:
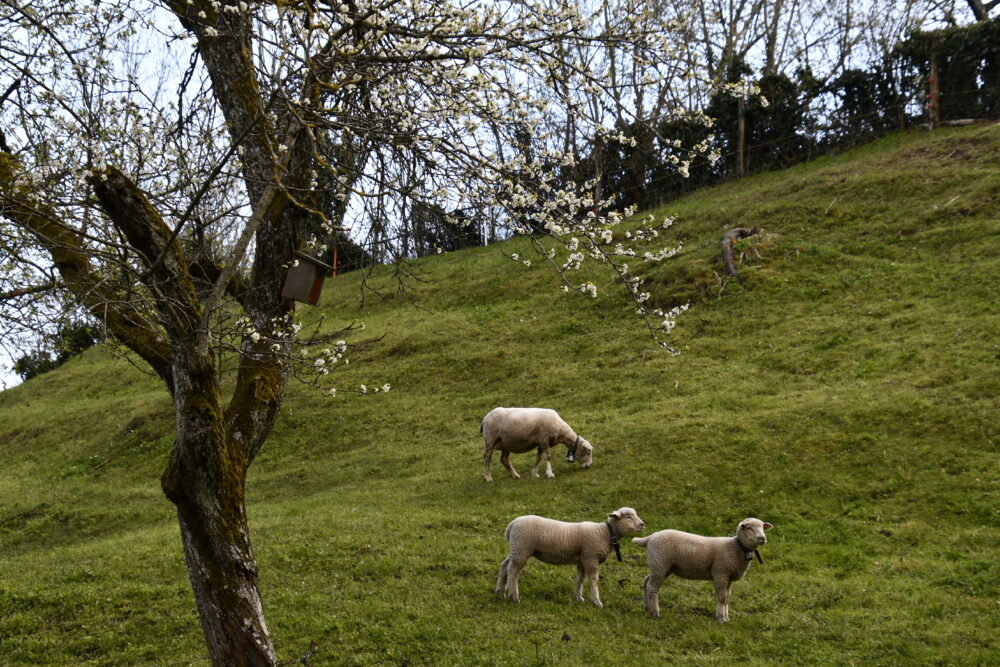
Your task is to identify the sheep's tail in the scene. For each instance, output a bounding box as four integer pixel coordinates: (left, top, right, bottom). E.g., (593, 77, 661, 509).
(480, 419, 484, 434)
(632, 536, 651, 547)
(503, 520, 514, 542)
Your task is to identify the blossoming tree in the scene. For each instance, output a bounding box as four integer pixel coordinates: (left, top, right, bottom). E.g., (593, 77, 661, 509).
(0, 0, 700, 663)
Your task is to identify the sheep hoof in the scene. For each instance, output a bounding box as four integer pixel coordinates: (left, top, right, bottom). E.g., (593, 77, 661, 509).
(592, 600, 603, 609)
(545, 472, 555, 479)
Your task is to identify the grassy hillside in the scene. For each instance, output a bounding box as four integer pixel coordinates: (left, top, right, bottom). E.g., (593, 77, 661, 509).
(1, 123, 998, 665)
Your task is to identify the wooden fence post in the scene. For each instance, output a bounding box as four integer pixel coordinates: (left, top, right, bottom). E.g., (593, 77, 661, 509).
(736, 95, 746, 178)
(928, 55, 941, 130)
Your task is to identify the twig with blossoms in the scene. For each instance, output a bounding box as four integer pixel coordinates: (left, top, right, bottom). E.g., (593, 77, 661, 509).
(518, 207, 691, 354)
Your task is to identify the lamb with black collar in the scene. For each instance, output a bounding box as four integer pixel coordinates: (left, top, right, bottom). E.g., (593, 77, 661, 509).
(633, 517, 774, 622)
(496, 507, 645, 608)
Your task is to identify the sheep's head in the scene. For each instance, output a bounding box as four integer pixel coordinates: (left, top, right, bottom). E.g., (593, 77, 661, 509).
(574, 439, 593, 468)
(608, 507, 645, 535)
(737, 518, 773, 547)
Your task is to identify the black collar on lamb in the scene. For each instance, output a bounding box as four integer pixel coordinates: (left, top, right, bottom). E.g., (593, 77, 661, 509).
(735, 537, 764, 564)
(566, 435, 580, 463)
(606, 521, 622, 562)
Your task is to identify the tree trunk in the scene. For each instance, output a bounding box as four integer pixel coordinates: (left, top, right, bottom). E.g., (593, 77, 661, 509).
(174, 495, 274, 667)
(763, 0, 785, 76)
(161, 348, 278, 666)
(593, 133, 605, 205)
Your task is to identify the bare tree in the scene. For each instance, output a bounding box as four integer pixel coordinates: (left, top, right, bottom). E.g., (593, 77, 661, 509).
(652, 0, 940, 97)
(0, 1, 696, 663)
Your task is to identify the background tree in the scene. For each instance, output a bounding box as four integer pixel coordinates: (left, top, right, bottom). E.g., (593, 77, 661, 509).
(12, 319, 97, 381)
(648, 0, 940, 104)
(591, 0, 946, 208)
(0, 0, 698, 664)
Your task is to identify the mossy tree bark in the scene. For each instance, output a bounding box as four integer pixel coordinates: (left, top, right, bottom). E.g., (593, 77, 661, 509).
(161, 345, 278, 666)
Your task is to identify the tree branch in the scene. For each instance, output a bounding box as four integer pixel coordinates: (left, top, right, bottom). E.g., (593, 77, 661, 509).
(164, 0, 277, 202)
(88, 167, 203, 338)
(195, 118, 303, 343)
(1, 154, 173, 387)
(0, 280, 57, 301)
(965, 0, 991, 21)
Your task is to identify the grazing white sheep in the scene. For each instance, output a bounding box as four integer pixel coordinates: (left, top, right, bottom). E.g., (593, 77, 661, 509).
(632, 517, 773, 622)
(495, 507, 645, 608)
(480, 407, 593, 482)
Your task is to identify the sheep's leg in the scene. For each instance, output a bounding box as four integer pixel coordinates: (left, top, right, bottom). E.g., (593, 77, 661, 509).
(584, 561, 603, 608)
(724, 581, 735, 622)
(505, 556, 527, 602)
(483, 446, 495, 482)
(714, 578, 732, 623)
(643, 572, 666, 619)
(530, 448, 543, 478)
(573, 564, 585, 602)
(495, 556, 510, 598)
(500, 450, 520, 479)
(542, 446, 554, 478)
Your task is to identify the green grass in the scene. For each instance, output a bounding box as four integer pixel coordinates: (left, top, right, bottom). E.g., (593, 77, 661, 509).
(2, 123, 999, 665)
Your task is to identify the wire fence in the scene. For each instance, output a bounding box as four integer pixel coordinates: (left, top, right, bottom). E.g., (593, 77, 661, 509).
(604, 80, 1000, 212)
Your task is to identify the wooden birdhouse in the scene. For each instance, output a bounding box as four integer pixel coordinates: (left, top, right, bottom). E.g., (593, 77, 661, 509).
(281, 250, 334, 306)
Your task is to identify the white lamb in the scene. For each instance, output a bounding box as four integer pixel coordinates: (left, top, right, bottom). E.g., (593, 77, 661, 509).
(632, 517, 773, 622)
(480, 407, 593, 482)
(495, 507, 645, 608)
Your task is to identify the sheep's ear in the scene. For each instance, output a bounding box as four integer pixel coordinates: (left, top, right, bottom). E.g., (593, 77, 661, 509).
(763, 522, 774, 531)
(608, 510, 622, 521)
